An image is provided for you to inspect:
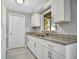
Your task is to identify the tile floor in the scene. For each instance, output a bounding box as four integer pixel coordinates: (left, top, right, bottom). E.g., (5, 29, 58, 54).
(7, 47, 36, 59)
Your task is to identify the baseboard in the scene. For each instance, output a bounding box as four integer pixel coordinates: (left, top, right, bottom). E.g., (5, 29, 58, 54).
(7, 46, 25, 51)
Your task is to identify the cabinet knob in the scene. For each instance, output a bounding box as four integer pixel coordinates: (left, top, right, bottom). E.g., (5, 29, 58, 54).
(10, 33, 13, 35)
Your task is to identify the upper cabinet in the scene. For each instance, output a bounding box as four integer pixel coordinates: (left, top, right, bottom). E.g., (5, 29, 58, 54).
(31, 0, 71, 27)
(31, 13, 41, 27)
(36, 0, 71, 24)
(51, 0, 71, 23)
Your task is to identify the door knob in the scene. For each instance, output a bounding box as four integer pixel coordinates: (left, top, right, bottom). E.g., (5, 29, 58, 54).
(10, 33, 12, 35)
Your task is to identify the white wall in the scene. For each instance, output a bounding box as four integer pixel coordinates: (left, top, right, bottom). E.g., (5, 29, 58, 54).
(31, 0, 77, 35)
(7, 10, 31, 33)
(1, 7, 31, 58)
(57, 0, 77, 35)
(25, 15, 31, 32)
(1, 1, 7, 59)
(6, 10, 31, 48)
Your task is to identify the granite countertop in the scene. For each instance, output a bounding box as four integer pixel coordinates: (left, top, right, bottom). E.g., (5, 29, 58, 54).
(27, 32, 77, 45)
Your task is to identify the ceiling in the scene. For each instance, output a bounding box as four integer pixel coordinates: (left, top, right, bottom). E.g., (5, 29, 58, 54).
(3, 0, 49, 14)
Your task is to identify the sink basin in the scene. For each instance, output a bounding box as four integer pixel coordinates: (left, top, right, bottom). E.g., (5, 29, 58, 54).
(36, 35, 46, 37)
(36, 34, 49, 37)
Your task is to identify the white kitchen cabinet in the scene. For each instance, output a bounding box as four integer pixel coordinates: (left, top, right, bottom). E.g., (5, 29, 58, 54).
(31, 41, 43, 59)
(43, 47, 51, 59)
(27, 36, 36, 55)
(27, 35, 42, 59)
(27, 37, 35, 53)
(53, 50, 65, 59)
(31, 13, 41, 27)
(35, 43, 43, 59)
(43, 47, 65, 59)
(27, 35, 77, 59)
(51, 0, 71, 23)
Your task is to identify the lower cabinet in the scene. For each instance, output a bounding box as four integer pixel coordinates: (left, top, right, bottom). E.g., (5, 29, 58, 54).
(32, 41, 43, 59)
(27, 36, 65, 59)
(36, 43, 43, 59)
(27, 35, 76, 59)
(27, 39, 65, 59)
(43, 47, 51, 59)
(43, 47, 65, 59)
(27, 36, 42, 59)
(53, 51, 65, 59)
(27, 38, 35, 53)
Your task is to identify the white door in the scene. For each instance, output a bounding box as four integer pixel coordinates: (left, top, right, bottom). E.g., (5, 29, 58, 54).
(8, 13, 25, 49)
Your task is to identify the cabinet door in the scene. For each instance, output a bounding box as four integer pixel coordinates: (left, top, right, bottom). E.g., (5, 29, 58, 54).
(31, 16, 34, 26)
(53, 0, 64, 22)
(27, 38, 36, 56)
(27, 37, 35, 54)
(31, 13, 40, 27)
(33, 42, 37, 56)
(36, 43, 42, 59)
(28, 38, 34, 52)
(43, 47, 65, 59)
(43, 47, 52, 59)
(28, 39, 43, 59)
(53, 51, 65, 59)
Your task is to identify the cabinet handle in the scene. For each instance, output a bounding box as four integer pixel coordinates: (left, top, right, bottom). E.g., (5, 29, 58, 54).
(34, 43, 36, 47)
(10, 33, 13, 35)
(48, 45, 54, 47)
(28, 39, 29, 43)
(50, 52, 52, 59)
(48, 51, 52, 59)
(48, 51, 50, 58)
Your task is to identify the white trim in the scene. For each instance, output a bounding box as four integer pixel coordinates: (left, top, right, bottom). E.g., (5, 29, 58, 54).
(42, 9, 51, 15)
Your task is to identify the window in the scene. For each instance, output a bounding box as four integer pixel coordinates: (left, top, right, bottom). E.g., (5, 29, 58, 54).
(16, 0, 24, 4)
(44, 11, 56, 31)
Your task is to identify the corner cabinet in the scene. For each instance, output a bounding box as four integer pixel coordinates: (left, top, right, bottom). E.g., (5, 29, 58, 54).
(51, 0, 71, 23)
(31, 13, 41, 27)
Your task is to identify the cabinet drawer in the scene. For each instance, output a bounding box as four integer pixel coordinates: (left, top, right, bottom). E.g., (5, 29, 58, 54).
(47, 42, 66, 56)
(31, 13, 41, 27)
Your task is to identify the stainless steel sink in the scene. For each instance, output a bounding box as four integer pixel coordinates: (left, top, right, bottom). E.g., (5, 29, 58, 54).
(36, 34, 49, 37)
